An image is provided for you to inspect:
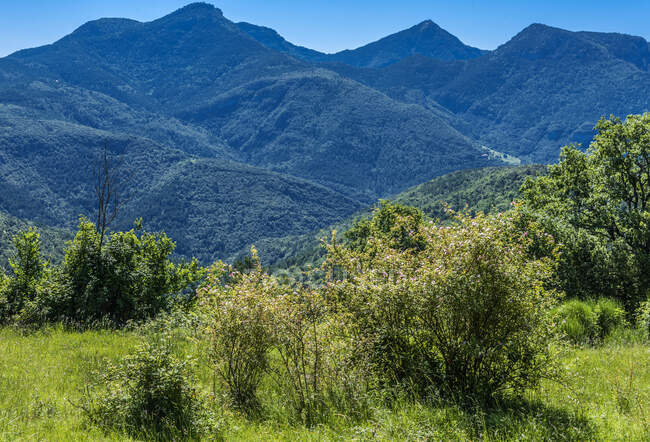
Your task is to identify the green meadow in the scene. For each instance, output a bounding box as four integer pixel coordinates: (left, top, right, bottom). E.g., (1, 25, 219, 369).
(0, 326, 647, 441)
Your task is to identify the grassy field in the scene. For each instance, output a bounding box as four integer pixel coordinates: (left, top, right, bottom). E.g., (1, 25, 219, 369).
(0, 326, 647, 441)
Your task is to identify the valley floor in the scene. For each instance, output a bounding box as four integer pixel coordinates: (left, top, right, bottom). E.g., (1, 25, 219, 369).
(0, 327, 647, 441)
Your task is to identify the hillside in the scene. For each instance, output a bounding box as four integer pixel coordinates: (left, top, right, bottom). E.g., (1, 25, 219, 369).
(119, 158, 364, 262)
(393, 164, 547, 219)
(0, 3, 499, 263)
(0, 111, 363, 263)
(179, 69, 495, 197)
(261, 165, 547, 272)
(339, 24, 650, 163)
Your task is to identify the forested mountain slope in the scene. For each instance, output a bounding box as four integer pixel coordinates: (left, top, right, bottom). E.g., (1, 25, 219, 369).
(333, 24, 650, 163)
(0, 113, 363, 262)
(0, 3, 498, 263)
(2, 3, 494, 199)
(178, 68, 494, 197)
(2, 2, 647, 264)
(254, 165, 547, 270)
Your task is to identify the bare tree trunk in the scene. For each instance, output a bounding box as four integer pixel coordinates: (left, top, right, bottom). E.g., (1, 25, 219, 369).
(93, 144, 132, 249)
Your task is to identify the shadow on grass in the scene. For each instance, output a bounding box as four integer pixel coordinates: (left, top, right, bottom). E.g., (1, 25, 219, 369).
(457, 396, 597, 440)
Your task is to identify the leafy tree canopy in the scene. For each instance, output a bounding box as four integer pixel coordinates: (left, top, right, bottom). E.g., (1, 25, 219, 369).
(521, 113, 650, 308)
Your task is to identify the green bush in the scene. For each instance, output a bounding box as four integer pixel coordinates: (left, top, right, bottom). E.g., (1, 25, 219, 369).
(637, 299, 650, 339)
(0, 228, 66, 326)
(0, 270, 9, 320)
(345, 200, 427, 252)
(1, 221, 204, 327)
(326, 205, 559, 402)
(199, 248, 368, 425)
(520, 114, 650, 311)
(198, 248, 277, 411)
(554, 300, 598, 344)
(82, 338, 214, 439)
(0, 228, 46, 322)
(593, 298, 627, 339)
(554, 299, 628, 345)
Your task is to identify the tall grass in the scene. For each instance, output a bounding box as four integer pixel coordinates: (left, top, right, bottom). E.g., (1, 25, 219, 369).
(0, 325, 138, 440)
(0, 326, 647, 440)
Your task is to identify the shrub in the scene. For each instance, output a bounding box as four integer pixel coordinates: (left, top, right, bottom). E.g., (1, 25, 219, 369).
(345, 200, 427, 252)
(325, 206, 559, 402)
(1, 221, 204, 327)
(199, 248, 363, 424)
(637, 299, 650, 339)
(82, 338, 213, 439)
(269, 286, 332, 425)
(12, 268, 67, 327)
(520, 114, 650, 310)
(0, 229, 69, 326)
(593, 298, 627, 339)
(554, 300, 598, 344)
(0, 270, 9, 320)
(197, 248, 277, 411)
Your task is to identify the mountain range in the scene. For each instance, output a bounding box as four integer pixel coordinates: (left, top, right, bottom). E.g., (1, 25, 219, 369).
(0, 2, 647, 263)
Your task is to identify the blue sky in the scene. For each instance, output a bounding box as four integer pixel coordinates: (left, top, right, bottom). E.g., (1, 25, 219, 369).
(1, 1, 649, 57)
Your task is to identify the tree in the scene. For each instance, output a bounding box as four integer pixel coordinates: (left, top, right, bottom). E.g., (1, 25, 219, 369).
(93, 144, 132, 249)
(2, 228, 46, 318)
(61, 219, 204, 324)
(345, 200, 427, 253)
(521, 113, 650, 308)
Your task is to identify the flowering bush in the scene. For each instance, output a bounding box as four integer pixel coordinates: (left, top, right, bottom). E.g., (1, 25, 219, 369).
(198, 205, 560, 408)
(198, 248, 365, 423)
(198, 248, 278, 411)
(325, 205, 559, 401)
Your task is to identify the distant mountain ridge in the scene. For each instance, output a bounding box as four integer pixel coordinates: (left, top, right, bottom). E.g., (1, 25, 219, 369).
(0, 2, 498, 263)
(237, 18, 487, 67)
(326, 23, 650, 163)
(325, 20, 487, 67)
(1, 2, 648, 263)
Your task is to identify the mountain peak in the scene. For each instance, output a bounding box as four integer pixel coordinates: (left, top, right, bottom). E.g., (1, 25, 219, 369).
(417, 19, 436, 28)
(179, 2, 220, 12)
(503, 23, 570, 44)
(170, 2, 223, 18)
(496, 23, 590, 58)
(328, 19, 485, 67)
(524, 23, 557, 32)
